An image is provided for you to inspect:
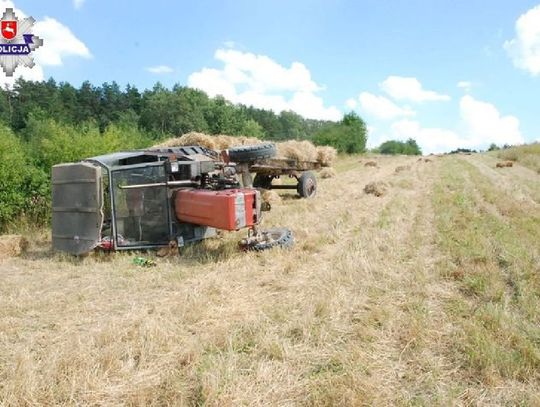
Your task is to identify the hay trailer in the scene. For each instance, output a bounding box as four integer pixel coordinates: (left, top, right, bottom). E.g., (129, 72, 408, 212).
(223, 143, 320, 199)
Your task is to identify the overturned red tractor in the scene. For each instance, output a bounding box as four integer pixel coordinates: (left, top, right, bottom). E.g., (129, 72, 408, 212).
(51, 143, 316, 255)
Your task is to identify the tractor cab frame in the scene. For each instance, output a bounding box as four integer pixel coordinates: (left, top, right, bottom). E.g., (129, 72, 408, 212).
(52, 147, 223, 255)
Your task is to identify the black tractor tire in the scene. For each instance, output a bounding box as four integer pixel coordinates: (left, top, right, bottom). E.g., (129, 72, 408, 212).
(297, 171, 317, 198)
(250, 228, 294, 251)
(253, 174, 274, 189)
(228, 143, 276, 163)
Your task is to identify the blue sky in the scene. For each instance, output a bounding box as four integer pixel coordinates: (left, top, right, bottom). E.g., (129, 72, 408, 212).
(3, 0, 540, 152)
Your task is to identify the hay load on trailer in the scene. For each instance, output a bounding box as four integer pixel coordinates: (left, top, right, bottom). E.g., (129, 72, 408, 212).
(153, 133, 338, 199)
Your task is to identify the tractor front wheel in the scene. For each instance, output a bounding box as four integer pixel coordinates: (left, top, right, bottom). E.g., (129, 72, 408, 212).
(247, 228, 294, 251)
(297, 171, 317, 198)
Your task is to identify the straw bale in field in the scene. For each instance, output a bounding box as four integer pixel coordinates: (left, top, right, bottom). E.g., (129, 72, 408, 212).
(276, 140, 318, 162)
(364, 161, 378, 168)
(395, 165, 411, 173)
(0, 235, 29, 258)
(262, 190, 282, 205)
(496, 161, 514, 168)
(319, 167, 337, 179)
(316, 146, 337, 167)
(364, 181, 388, 197)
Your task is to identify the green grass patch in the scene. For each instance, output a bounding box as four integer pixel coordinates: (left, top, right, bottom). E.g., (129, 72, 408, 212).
(433, 157, 540, 383)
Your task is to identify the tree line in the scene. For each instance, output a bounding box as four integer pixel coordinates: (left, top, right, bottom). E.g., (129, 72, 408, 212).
(0, 78, 368, 230)
(0, 79, 367, 143)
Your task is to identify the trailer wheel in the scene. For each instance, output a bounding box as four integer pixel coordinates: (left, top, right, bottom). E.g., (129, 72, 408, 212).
(228, 143, 276, 163)
(297, 171, 317, 198)
(250, 228, 294, 251)
(253, 174, 273, 189)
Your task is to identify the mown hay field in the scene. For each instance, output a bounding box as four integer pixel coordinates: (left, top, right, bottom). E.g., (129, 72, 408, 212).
(1, 153, 539, 406)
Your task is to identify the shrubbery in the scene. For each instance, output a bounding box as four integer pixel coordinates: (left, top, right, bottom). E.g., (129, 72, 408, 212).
(313, 112, 367, 153)
(375, 138, 422, 155)
(0, 126, 49, 228)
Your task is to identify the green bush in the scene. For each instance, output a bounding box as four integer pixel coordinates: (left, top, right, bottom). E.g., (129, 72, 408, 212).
(314, 112, 367, 153)
(378, 138, 422, 155)
(0, 125, 49, 230)
(26, 116, 152, 171)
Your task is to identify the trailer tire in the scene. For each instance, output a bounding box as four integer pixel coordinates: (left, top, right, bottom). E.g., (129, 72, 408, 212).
(253, 174, 273, 189)
(228, 143, 276, 163)
(250, 228, 294, 251)
(297, 171, 317, 198)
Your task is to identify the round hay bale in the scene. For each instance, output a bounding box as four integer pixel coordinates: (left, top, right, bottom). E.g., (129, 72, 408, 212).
(364, 181, 388, 197)
(276, 140, 318, 162)
(316, 146, 337, 167)
(364, 161, 378, 168)
(394, 165, 411, 173)
(319, 167, 337, 179)
(262, 190, 282, 205)
(0, 235, 29, 258)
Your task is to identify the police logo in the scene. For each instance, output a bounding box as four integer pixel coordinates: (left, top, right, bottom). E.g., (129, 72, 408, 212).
(0, 8, 43, 77)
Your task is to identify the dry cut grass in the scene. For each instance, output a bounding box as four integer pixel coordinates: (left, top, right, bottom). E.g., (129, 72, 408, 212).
(1, 153, 539, 405)
(496, 142, 540, 173)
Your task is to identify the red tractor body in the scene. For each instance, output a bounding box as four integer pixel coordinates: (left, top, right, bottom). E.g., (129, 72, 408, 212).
(175, 189, 260, 231)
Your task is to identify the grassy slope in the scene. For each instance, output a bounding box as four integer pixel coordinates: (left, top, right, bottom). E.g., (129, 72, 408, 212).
(495, 142, 540, 174)
(0, 153, 539, 405)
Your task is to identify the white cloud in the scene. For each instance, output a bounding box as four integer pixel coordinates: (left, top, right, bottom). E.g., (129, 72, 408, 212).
(33, 17, 91, 66)
(380, 76, 450, 102)
(0, 3, 91, 87)
(457, 81, 473, 92)
(146, 65, 174, 74)
(73, 0, 85, 9)
(459, 95, 524, 146)
(390, 120, 465, 154)
(345, 98, 357, 109)
(504, 4, 540, 76)
(387, 95, 525, 154)
(188, 49, 341, 121)
(358, 92, 415, 120)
